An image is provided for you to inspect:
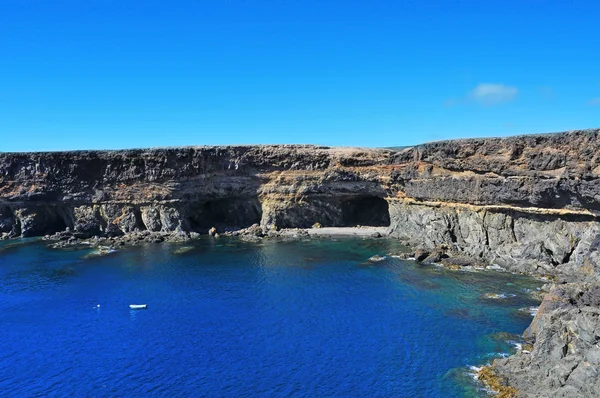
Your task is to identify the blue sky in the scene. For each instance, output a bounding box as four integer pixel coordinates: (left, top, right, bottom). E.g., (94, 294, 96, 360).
(1, 0, 599, 151)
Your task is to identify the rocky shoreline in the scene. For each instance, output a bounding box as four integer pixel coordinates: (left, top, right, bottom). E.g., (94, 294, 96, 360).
(42, 225, 390, 248)
(3, 129, 600, 397)
(480, 283, 600, 397)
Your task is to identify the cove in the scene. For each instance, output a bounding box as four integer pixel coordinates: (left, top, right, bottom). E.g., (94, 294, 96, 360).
(0, 237, 541, 397)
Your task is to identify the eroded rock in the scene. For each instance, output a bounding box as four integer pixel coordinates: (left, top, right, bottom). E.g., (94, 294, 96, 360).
(492, 283, 600, 397)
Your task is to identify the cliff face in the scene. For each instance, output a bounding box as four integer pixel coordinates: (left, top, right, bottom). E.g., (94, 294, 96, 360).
(3, 129, 600, 280)
(385, 129, 600, 283)
(0, 145, 392, 237)
(3, 128, 600, 395)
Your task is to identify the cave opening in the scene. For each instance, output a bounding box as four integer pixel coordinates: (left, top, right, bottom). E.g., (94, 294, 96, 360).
(19, 206, 71, 237)
(187, 198, 262, 232)
(340, 196, 390, 227)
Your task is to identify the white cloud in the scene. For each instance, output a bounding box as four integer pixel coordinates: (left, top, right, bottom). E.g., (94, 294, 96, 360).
(468, 83, 519, 105)
(589, 98, 600, 106)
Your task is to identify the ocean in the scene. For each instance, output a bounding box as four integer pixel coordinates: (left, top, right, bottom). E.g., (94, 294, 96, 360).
(0, 237, 540, 397)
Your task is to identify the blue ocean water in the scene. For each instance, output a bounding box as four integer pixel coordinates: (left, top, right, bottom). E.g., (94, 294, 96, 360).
(0, 237, 541, 397)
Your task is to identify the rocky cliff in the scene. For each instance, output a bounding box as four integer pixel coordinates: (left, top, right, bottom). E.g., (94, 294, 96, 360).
(2, 128, 600, 396)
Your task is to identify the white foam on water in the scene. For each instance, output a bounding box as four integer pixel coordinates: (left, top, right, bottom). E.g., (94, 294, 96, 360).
(484, 293, 516, 299)
(507, 340, 522, 351)
(467, 365, 482, 381)
(487, 264, 505, 271)
(517, 306, 538, 317)
(529, 307, 538, 316)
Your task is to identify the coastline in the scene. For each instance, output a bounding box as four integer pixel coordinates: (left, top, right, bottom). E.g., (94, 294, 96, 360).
(3, 224, 570, 396)
(38, 227, 569, 396)
(0, 234, 538, 397)
(3, 129, 600, 396)
(275, 226, 388, 238)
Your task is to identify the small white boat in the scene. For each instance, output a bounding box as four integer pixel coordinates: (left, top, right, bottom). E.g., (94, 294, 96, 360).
(129, 304, 148, 310)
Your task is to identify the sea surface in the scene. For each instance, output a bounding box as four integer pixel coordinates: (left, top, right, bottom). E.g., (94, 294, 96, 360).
(0, 237, 541, 397)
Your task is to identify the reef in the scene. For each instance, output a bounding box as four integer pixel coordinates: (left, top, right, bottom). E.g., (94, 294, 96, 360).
(2, 128, 600, 396)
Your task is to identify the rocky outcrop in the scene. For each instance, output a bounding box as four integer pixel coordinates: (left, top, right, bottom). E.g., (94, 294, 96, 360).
(3, 128, 600, 396)
(490, 283, 600, 397)
(387, 200, 600, 283)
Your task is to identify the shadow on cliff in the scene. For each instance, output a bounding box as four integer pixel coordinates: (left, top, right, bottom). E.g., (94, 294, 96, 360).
(185, 197, 263, 232)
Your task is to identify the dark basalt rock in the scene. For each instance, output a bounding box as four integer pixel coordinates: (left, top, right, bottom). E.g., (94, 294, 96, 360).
(440, 255, 482, 269)
(492, 283, 600, 397)
(414, 248, 430, 262)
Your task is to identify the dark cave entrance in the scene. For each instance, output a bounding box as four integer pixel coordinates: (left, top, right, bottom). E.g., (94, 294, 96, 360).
(187, 198, 262, 231)
(19, 206, 71, 238)
(340, 196, 390, 227)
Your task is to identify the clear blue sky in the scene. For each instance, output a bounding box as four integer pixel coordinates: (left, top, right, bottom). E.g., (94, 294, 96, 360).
(1, 0, 599, 151)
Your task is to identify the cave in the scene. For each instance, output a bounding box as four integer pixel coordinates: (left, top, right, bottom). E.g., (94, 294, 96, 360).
(340, 196, 390, 227)
(18, 205, 71, 237)
(187, 198, 262, 231)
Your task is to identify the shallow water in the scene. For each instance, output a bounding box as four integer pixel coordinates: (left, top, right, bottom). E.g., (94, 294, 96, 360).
(0, 237, 541, 397)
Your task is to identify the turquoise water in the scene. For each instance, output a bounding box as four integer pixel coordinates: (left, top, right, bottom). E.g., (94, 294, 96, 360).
(0, 237, 541, 397)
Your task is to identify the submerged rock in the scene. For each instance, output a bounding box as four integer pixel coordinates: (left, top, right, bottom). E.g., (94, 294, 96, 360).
(173, 246, 194, 254)
(83, 246, 117, 258)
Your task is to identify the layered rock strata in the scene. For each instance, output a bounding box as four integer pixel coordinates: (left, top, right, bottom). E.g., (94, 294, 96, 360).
(2, 128, 600, 396)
